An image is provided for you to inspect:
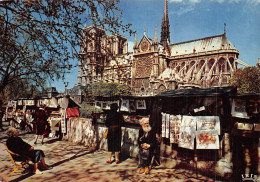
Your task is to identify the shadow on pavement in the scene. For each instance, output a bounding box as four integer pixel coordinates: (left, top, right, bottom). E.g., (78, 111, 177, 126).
(51, 149, 95, 168)
(9, 172, 34, 182)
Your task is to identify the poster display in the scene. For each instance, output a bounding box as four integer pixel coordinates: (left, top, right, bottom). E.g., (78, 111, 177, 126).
(178, 116, 196, 150)
(129, 99, 136, 112)
(136, 100, 146, 109)
(231, 99, 249, 119)
(161, 112, 166, 138)
(102, 101, 110, 110)
(61, 108, 66, 133)
(196, 116, 220, 135)
(196, 132, 219, 149)
(120, 99, 129, 112)
(162, 115, 221, 150)
(195, 116, 220, 149)
(165, 114, 170, 138)
(95, 101, 102, 109)
(169, 115, 181, 144)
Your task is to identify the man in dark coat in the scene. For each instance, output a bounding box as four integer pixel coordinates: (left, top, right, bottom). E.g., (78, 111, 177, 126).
(138, 118, 156, 174)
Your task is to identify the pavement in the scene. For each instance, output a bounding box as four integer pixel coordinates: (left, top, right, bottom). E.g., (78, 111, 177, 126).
(0, 123, 222, 182)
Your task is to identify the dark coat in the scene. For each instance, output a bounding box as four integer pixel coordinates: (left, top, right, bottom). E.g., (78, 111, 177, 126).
(6, 136, 45, 163)
(138, 128, 156, 158)
(36, 110, 47, 135)
(105, 111, 124, 152)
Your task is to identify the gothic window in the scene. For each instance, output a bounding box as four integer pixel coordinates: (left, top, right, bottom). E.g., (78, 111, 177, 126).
(208, 59, 215, 72)
(228, 57, 234, 72)
(218, 57, 225, 73)
(135, 56, 153, 78)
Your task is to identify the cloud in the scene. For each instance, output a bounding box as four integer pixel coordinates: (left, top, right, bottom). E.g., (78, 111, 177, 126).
(172, 5, 195, 16)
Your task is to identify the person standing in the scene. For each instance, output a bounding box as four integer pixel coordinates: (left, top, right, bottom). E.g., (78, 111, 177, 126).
(34, 107, 48, 144)
(105, 103, 124, 164)
(138, 118, 156, 174)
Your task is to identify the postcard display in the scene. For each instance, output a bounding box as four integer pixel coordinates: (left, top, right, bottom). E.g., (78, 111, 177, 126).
(95, 99, 146, 112)
(161, 113, 221, 150)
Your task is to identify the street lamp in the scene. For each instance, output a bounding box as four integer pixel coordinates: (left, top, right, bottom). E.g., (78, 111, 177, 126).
(64, 82, 69, 89)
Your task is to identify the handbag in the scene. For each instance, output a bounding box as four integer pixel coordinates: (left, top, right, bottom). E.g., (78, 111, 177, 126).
(104, 128, 108, 139)
(140, 148, 150, 160)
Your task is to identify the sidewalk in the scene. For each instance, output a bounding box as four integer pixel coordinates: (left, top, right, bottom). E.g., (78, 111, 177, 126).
(0, 127, 221, 182)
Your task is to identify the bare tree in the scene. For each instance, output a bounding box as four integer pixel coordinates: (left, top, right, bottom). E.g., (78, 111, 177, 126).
(0, 0, 133, 96)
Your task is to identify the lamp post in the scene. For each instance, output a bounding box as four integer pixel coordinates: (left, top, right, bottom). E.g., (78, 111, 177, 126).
(64, 82, 69, 95)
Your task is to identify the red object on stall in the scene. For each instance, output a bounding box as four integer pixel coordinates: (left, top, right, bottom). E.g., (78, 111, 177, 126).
(66, 107, 79, 118)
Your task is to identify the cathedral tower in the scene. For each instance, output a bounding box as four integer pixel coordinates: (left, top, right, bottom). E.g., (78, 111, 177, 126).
(160, 0, 170, 48)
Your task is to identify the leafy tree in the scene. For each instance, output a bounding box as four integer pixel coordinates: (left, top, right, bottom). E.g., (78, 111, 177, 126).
(83, 81, 131, 102)
(116, 83, 131, 96)
(0, 0, 133, 98)
(229, 66, 260, 94)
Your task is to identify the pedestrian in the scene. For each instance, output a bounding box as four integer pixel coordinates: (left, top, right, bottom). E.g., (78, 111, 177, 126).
(6, 127, 52, 174)
(34, 107, 49, 144)
(138, 117, 156, 174)
(105, 103, 124, 164)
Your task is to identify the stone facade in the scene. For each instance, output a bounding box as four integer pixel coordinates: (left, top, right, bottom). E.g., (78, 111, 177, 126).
(76, 0, 248, 96)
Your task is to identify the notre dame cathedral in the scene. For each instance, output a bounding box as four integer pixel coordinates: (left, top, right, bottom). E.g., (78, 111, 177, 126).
(76, 0, 248, 97)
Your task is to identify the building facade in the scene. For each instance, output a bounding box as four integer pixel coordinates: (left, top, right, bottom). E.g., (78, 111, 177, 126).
(76, 0, 248, 96)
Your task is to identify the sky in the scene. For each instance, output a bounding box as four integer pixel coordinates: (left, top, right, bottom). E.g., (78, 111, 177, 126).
(50, 0, 260, 92)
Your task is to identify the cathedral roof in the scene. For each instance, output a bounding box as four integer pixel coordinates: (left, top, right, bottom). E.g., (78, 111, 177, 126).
(169, 34, 238, 57)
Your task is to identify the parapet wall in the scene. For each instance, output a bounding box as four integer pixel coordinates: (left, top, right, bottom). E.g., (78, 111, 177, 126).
(65, 118, 259, 181)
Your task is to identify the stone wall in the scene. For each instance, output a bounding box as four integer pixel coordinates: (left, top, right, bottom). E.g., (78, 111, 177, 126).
(65, 118, 259, 181)
(65, 118, 140, 158)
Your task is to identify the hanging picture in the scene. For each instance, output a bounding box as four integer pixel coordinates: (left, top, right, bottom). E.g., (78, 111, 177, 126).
(129, 99, 136, 112)
(178, 116, 196, 150)
(178, 127, 195, 150)
(102, 101, 111, 110)
(196, 131, 219, 149)
(196, 116, 221, 135)
(170, 115, 180, 144)
(95, 101, 102, 109)
(165, 114, 170, 138)
(18, 100, 23, 106)
(109, 100, 120, 111)
(120, 99, 129, 112)
(60, 118, 66, 133)
(136, 99, 146, 110)
(175, 115, 182, 143)
(231, 99, 249, 119)
(161, 112, 166, 138)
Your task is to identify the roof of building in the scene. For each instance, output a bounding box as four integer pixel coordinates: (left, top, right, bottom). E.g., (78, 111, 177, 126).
(156, 87, 237, 97)
(169, 34, 238, 57)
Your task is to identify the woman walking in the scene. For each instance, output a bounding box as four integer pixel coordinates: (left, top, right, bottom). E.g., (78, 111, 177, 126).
(34, 107, 49, 144)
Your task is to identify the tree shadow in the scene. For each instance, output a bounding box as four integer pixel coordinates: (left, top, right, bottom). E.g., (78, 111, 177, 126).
(8, 148, 95, 182)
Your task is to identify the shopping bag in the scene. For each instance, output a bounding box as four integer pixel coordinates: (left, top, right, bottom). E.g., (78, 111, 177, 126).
(104, 129, 108, 139)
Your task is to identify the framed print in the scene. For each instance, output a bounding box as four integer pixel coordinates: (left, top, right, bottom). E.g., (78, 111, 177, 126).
(136, 99, 146, 109)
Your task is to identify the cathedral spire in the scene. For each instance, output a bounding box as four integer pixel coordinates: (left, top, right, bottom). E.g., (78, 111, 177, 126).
(160, 0, 170, 47)
(154, 25, 158, 43)
(134, 32, 138, 49)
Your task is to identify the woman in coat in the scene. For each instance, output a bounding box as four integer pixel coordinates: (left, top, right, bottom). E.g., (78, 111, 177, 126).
(105, 103, 124, 164)
(6, 127, 51, 174)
